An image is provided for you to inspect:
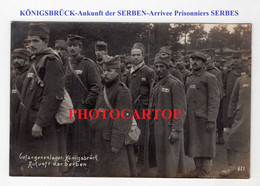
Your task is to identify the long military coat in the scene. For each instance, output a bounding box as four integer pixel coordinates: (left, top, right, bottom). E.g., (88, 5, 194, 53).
(206, 65, 224, 99)
(222, 68, 241, 125)
(17, 48, 64, 176)
(10, 66, 29, 175)
(225, 75, 251, 152)
(65, 55, 101, 156)
(147, 74, 187, 177)
(91, 80, 132, 176)
(184, 69, 220, 158)
(126, 63, 155, 145)
(10, 66, 29, 141)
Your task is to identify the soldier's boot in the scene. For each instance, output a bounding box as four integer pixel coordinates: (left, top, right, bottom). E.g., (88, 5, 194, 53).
(217, 131, 225, 145)
(189, 169, 201, 177)
(189, 158, 202, 177)
(220, 165, 237, 177)
(198, 158, 212, 178)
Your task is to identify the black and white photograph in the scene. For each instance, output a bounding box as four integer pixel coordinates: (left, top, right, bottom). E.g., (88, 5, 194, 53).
(10, 21, 251, 178)
(2, 0, 260, 186)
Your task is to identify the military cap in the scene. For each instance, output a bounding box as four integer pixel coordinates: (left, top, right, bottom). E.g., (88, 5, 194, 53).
(55, 40, 68, 51)
(154, 53, 171, 67)
(159, 46, 172, 55)
(11, 48, 30, 61)
(67, 34, 85, 48)
(27, 23, 50, 39)
(103, 55, 121, 69)
(190, 52, 207, 63)
(95, 41, 108, 51)
(131, 42, 145, 54)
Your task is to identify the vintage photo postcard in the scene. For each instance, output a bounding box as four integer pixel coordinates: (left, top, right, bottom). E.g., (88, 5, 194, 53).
(10, 21, 251, 179)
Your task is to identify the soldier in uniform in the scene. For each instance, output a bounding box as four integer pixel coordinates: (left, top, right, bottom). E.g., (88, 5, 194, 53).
(184, 53, 220, 177)
(204, 53, 225, 144)
(215, 56, 224, 71)
(119, 55, 129, 84)
(147, 54, 187, 177)
(125, 55, 133, 71)
(158, 46, 184, 83)
(54, 39, 69, 72)
(65, 35, 101, 175)
(220, 62, 251, 177)
(176, 55, 190, 84)
(184, 55, 192, 71)
(94, 41, 110, 74)
(125, 42, 155, 174)
(16, 23, 65, 176)
(222, 55, 243, 129)
(91, 56, 132, 176)
(10, 48, 30, 175)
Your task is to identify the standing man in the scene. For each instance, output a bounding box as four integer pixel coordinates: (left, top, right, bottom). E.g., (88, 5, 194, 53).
(176, 56, 190, 84)
(220, 61, 251, 177)
(16, 23, 65, 176)
(125, 55, 133, 71)
(94, 41, 109, 74)
(148, 54, 187, 177)
(91, 56, 132, 176)
(10, 48, 30, 175)
(158, 46, 183, 83)
(65, 35, 101, 175)
(54, 39, 69, 72)
(119, 55, 129, 84)
(222, 56, 243, 129)
(126, 42, 155, 174)
(184, 53, 220, 177)
(204, 53, 225, 144)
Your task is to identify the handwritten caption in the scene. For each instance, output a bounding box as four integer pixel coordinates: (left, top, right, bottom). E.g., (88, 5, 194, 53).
(19, 153, 98, 169)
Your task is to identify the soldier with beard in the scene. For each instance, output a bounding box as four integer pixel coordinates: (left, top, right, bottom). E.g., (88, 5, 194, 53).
(10, 48, 30, 175)
(94, 41, 110, 74)
(184, 53, 220, 177)
(91, 56, 132, 176)
(158, 47, 183, 83)
(55, 40, 69, 73)
(147, 54, 187, 177)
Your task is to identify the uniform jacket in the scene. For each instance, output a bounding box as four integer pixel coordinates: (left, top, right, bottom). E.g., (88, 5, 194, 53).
(10, 66, 29, 137)
(226, 75, 251, 152)
(184, 68, 220, 158)
(65, 55, 101, 109)
(91, 80, 132, 176)
(222, 68, 241, 125)
(146, 74, 187, 177)
(126, 63, 155, 145)
(65, 55, 101, 156)
(17, 48, 64, 176)
(206, 65, 224, 99)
